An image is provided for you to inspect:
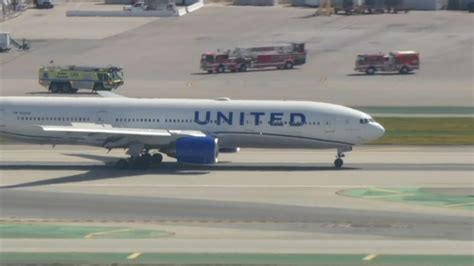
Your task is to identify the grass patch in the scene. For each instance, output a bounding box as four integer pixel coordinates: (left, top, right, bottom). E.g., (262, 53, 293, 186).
(372, 117, 474, 145)
(0, 224, 171, 239)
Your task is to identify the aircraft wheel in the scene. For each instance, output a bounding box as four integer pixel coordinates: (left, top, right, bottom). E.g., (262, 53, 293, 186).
(152, 153, 163, 164)
(129, 155, 151, 170)
(334, 158, 343, 168)
(115, 159, 129, 170)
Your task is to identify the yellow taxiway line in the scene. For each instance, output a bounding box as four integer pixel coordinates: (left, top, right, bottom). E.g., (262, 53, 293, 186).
(127, 252, 142, 260)
(362, 254, 378, 261)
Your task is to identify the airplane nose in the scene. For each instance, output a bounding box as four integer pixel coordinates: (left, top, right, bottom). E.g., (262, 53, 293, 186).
(371, 122, 385, 140)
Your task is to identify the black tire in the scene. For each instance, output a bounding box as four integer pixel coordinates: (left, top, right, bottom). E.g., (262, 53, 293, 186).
(207, 70, 213, 74)
(152, 153, 163, 164)
(239, 64, 248, 72)
(62, 82, 73, 93)
(399, 66, 409, 74)
(284, 61, 294, 69)
(130, 156, 151, 170)
(217, 65, 225, 73)
(366, 67, 376, 75)
(115, 159, 129, 170)
(94, 83, 105, 91)
(49, 83, 59, 93)
(334, 158, 343, 168)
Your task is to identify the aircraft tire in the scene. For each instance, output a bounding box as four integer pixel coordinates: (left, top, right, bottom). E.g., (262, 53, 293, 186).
(116, 159, 129, 170)
(152, 153, 163, 164)
(334, 158, 343, 168)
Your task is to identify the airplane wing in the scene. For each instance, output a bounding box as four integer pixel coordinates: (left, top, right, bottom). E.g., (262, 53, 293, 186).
(38, 124, 207, 148)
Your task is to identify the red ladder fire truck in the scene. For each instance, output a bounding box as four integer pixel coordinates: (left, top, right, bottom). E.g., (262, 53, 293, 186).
(200, 43, 307, 74)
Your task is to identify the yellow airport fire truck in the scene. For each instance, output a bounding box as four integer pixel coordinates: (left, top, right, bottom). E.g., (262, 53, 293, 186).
(39, 65, 124, 93)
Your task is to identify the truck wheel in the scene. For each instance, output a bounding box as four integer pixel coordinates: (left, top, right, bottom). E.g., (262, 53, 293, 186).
(207, 70, 213, 74)
(284, 61, 294, 69)
(366, 67, 376, 75)
(62, 82, 73, 93)
(217, 65, 225, 73)
(399, 67, 409, 74)
(239, 64, 247, 72)
(94, 83, 104, 91)
(49, 83, 59, 93)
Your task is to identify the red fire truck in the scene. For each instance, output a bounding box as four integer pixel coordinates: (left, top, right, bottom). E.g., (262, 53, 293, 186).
(200, 43, 307, 74)
(354, 51, 420, 75)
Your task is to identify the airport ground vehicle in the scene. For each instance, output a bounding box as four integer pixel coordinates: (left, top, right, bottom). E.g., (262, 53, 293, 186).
(0, 32, 11, 52)
(34, 0, 54, 9)
(200, 43, 307, 73)
(123, 1, 147, 11)
(354, 51, 419, 75)
(39, 65, 124, 93)
(332, 0, 408, 14)
(0, 32, 30, 52)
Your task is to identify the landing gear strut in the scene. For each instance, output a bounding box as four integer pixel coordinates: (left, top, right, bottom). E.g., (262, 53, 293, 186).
(115, 150, 163, 170)
(334, 146, 352, 168)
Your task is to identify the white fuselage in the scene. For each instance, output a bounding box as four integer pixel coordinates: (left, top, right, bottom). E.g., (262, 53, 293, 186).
(0, 97, 385, 151)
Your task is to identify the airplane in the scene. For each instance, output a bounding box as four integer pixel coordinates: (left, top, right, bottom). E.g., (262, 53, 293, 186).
(0, 92, 385, 169)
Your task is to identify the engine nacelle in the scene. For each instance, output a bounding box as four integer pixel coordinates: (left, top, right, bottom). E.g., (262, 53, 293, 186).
(175, 136, 218, 164)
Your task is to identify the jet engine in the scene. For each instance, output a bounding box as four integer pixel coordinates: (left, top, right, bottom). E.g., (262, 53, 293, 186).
(175, 136, 219, 164)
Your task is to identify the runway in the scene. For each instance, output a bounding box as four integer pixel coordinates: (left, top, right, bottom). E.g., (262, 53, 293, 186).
(0, 145, 472, 255)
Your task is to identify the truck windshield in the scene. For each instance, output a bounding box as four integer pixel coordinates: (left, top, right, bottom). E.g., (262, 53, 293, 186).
(111, 71, 123, 80)
(203, 55, 214, 63)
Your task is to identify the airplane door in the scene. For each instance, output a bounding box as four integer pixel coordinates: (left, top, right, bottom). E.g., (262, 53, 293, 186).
(96, 110, 109, 124)
(324, 116, 335, 133)
(243, 112, 254, 132)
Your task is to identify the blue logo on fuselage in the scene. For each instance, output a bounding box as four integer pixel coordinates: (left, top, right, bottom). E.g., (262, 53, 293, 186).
(194, 111, 306, 126)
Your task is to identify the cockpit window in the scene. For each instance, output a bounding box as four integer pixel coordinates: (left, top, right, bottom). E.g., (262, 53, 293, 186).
(360, 118, 371, 124)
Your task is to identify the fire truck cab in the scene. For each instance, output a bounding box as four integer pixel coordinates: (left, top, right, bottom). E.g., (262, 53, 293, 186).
(200, 52, 250, 73)
(355, 51, 419, 75)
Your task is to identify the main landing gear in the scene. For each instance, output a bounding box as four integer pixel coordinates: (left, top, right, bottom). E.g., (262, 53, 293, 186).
(334, 146, 352, 169)
(115, 150, 163, 170)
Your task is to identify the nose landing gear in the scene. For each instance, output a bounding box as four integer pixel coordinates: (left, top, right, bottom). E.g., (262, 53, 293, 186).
(334, 146, 352, 168)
